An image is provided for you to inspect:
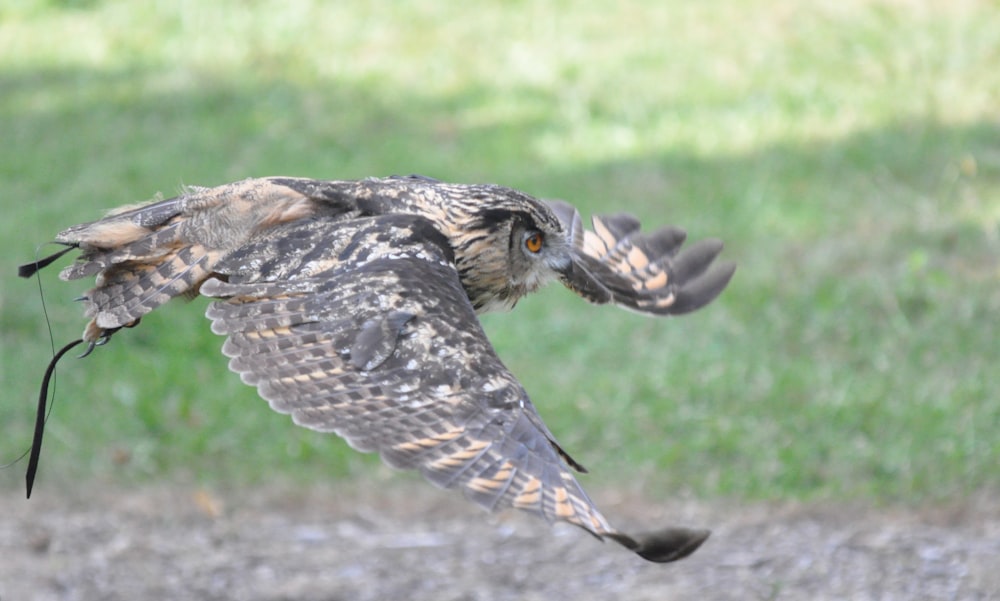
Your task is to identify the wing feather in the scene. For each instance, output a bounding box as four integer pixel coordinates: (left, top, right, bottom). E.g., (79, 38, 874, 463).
(547, 200, 736, 316)
(202, 214, 620, 538)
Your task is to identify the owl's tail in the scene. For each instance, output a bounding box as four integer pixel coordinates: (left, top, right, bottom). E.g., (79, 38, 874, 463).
(19, 178, 332, 344)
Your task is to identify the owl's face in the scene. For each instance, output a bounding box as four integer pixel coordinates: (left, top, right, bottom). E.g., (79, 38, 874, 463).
(448, 197, 574, 314)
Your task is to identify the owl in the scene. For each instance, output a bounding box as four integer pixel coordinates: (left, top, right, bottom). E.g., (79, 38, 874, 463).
(20, 175, 735, 563)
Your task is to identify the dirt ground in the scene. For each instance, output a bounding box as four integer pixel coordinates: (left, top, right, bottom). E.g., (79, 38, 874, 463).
(1, 482, 998, 601)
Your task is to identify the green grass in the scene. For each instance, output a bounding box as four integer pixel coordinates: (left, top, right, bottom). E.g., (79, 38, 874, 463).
(2, 0, 997, 505)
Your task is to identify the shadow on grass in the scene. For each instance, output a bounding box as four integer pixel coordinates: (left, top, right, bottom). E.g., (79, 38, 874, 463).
(2, 66, 997, 501)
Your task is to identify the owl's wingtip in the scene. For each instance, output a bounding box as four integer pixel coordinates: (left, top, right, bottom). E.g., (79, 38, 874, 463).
(605, 526, 710, 563)
(670, 260, 736, 315)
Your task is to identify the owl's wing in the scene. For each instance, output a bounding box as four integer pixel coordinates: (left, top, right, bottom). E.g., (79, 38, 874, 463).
(546, 200, 736, 316)
(202, 213, 707, 563)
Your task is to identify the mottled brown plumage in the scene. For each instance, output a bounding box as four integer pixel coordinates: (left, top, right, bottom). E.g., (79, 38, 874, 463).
(22, 175, 735, 563)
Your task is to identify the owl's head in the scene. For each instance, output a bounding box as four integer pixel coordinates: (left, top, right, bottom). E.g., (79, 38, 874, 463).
(446, 188, 575, 314)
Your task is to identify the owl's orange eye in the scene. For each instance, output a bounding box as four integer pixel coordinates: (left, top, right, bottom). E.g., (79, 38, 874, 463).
(524, 232, 544, 253)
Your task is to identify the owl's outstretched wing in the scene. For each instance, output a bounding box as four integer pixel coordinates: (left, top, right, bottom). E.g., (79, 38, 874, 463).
(546, 200, 736, 316)
(202, 213, 707, 562)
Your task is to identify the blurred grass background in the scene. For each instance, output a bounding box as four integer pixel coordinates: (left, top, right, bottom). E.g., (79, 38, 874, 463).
(1, 0, 997, 505)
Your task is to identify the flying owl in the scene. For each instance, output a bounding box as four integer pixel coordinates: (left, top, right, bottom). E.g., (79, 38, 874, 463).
(20, 175, 735, 563)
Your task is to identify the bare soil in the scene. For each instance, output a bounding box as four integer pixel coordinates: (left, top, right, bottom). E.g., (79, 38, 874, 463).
(2, 482, 998, 600)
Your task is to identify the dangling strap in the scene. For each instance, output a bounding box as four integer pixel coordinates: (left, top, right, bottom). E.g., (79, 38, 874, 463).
(26, 338, 86, 498)
(18, 245, 76, 279)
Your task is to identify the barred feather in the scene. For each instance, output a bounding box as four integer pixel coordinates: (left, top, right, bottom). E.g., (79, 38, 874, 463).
(547, 200, 736, 315)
